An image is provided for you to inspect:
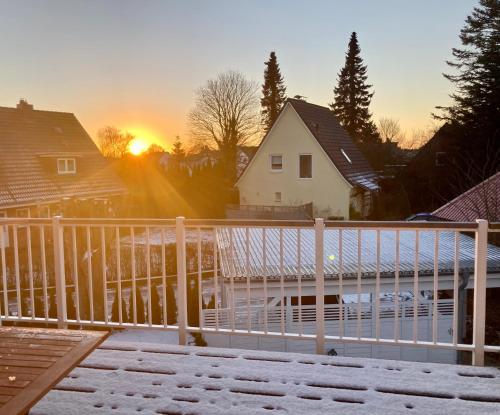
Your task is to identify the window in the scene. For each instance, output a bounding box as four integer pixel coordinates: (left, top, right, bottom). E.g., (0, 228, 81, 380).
(275, 192, 282, 202)
(270, 154, 283, 171)
(299, 154, 312, 178)
(341, 149, 352, 164)
(57, 158, 76, 174)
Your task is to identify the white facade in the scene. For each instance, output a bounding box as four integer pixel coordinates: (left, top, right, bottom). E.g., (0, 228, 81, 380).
(237, 104, 353, 219)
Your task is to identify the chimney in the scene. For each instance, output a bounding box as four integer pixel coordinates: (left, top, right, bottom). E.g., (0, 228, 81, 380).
(17, 99, 34, 110)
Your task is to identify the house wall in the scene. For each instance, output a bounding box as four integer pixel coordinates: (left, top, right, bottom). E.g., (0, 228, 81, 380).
(237, 105, 352, 219)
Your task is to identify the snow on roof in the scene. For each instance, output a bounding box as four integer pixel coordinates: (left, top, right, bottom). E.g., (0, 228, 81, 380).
(216, 227, 500, 281)
(32, 340, 500, 414)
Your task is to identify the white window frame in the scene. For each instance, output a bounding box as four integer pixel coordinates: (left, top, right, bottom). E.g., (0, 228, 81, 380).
(274, 192, 282, 203)
(0, 211, 9, 248)
(298, 153, 313, 179)
(57, 158, 76, 174)
(269, 154, 283, 172)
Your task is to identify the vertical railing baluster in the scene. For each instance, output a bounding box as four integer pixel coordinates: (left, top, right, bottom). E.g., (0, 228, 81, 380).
(213, 227, 219, 331)
(339, 228, 344, 339)
(13, 225, 21, 318)
(40, 225, 48, 320)
(52, 217, 67, 328)
(452, 231, 459, 346)
(161, 227, 167, 327)
(357, 229, 362, 339)
(229, 227, 236, 331)
(245, 227, 251, 332)
(197, 227, 203, 330)
(27, 225, 34, 319)
(116, 226, 122, 324)
(375, 230, 381, 341)
(101, 226, 108, 325)
(297, 228, 303, 336)
(71, 226, 80, 322)
(176, 217, 188, 345)
(315, 218, 325, 355)
(413, 230, 420, 343)
(433, 230, 439, 344)
(472, 219, 488, 366)
(1, 223, 8, 318)
(131, 227, 137, 325)
(263, 228, 268, 334)
(146, 227, 152, 326)
(279, 228, 285, 335)
(394, 230, 400, 342)
(86, 225, 94, 323)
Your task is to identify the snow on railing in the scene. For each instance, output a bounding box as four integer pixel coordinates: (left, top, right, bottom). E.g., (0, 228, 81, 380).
(0, 216, 498, 366)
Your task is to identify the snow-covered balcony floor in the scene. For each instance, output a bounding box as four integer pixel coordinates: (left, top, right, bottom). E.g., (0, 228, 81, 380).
(31, 340, 500, 415)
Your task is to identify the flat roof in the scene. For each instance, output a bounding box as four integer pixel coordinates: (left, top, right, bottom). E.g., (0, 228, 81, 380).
(32, 340, 500, 414)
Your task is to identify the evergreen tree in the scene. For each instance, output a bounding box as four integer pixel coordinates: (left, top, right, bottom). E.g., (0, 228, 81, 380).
(261, 51, 287, 132)
(166, 279, 177, 325)
(436, 0, 500, 162)
(150, 285, 162, 325)
(330, 32, 379, 144)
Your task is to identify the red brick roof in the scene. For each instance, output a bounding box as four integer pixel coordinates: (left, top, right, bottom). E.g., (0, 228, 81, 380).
(433, 172, 500, 221)
(0, 103, 127, 209)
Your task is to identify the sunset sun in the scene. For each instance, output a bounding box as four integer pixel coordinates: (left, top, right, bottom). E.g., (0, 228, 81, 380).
(128, 137, 149, 155)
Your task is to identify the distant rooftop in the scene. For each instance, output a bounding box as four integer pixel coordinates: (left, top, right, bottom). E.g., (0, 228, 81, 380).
(433, 172, 500, 222)
(0, 100, 127, 209)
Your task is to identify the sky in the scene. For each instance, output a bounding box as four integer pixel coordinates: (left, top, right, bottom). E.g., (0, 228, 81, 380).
(0, 0, 476, 151)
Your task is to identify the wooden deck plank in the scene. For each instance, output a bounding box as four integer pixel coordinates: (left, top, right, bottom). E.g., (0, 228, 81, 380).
(0, 347, 67, 357)
(0, 366, 45, 375)
(0, 341, 73, 352)
(0, 327, 109, 415)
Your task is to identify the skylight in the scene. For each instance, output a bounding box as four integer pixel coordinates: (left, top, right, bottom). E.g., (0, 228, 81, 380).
(341, 149, 352, 164)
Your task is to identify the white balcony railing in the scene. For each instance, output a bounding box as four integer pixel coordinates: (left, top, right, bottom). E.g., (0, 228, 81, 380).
(0, 217, 499, 366)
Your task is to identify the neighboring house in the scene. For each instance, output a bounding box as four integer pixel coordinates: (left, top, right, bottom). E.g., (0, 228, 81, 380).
(432, 171, 500, 222)
(235, 99, 378, 219)
(0, 100, 127, 219)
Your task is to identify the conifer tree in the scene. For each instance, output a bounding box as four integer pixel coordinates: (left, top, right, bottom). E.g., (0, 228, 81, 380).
(436, 0, 500, 157)
(330, 32, 379, 144)
(261, 51, 287, 132)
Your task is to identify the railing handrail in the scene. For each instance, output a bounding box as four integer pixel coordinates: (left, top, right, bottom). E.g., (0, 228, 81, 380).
(0, 217, 487, 231)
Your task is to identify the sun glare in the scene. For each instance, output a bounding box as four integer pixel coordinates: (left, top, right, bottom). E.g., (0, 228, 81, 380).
(128, 138, 149, 155)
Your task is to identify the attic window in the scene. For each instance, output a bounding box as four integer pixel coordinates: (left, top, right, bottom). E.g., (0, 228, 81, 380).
(341, 149, 352, 164)
(270, 154, 283, 171)
(57, 158, 76, 174)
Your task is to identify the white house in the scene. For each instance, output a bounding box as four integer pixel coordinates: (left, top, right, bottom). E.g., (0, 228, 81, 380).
(236, 99, 378, 219)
